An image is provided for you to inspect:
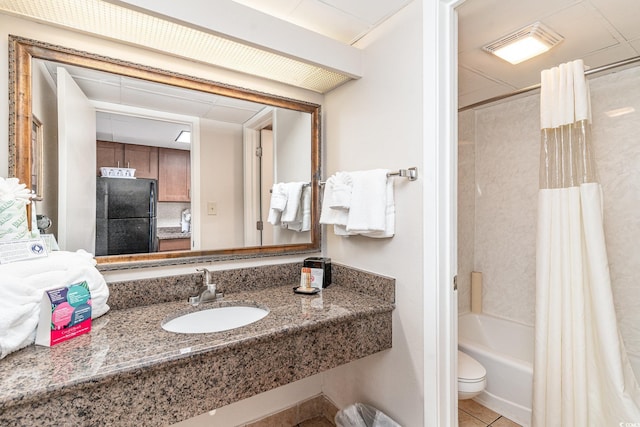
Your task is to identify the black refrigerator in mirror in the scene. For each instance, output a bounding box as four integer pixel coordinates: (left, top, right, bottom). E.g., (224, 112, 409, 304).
(95, 177, 158, 256)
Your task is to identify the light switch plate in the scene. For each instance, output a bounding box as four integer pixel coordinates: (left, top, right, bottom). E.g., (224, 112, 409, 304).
(207, 202, 217, 215)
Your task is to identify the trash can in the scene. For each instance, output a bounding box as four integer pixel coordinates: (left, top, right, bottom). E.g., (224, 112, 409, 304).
(335, 403, 401, 427)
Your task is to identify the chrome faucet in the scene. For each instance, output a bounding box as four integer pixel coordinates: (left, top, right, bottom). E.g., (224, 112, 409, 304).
(189, 267, 223, 306)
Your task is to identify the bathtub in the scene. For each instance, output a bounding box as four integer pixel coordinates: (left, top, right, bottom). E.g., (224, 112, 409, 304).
(458, 313, 533, 426)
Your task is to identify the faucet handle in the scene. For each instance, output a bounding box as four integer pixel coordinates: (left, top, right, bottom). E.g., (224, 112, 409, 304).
(196, 267, 212, 284)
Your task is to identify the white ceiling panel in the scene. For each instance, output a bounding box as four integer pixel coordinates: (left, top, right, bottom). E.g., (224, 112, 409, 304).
(202, 106, 261, 124)
(96, 112, 191, 149)
(289, 0, 370, 43)
(72, 78, 124, 104)
(456, 0, 640, 108)
(457, 0, 576, 53)
(589, 0, 640, 41)
(542, 3, 623, 55)
(458, 66, 513, 98)
(230, 0, 301, 18)
(119, 88, 214, 117)
(317, 0, 411, 26)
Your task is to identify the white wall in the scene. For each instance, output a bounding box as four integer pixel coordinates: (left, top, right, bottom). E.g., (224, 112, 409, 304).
(458, 65, 640, 362)
(321, 2, 427, 425)
(271, 108, 313, 245)
(198, 118, 244, 250)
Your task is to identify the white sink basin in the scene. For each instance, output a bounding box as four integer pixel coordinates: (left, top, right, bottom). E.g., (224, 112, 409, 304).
(162, 305, 269, 334)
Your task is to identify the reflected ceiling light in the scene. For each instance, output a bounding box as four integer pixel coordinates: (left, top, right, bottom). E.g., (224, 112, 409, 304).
(0, 0, 353, 92)
(483, 22, 563, 65)
(605, 106, 635, 118)
(175, 131, 191, 143)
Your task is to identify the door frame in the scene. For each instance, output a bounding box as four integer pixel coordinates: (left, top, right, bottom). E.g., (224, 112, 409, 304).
(242, 107, 274, 247)
(428, 0, 461, 425)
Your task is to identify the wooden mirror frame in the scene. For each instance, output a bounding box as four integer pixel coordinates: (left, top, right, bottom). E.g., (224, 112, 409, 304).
(8, 36, 321, 268)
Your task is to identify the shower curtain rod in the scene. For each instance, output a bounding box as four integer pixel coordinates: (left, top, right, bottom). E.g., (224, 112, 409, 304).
(459, 54, 640, 112)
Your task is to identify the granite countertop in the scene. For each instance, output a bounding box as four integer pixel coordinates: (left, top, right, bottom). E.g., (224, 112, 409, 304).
(157, 226, 191, 240)
(0, 284, 393, 413)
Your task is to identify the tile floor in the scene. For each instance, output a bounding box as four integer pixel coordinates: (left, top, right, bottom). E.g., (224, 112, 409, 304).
(297, 416, 335, 427)
(245, 394, 338, 427)
(458, 399, 522, 427)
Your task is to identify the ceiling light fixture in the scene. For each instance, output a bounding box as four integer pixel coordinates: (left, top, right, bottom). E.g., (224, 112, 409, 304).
(175, 130, 191, 143)
(483, 22, 563, 65)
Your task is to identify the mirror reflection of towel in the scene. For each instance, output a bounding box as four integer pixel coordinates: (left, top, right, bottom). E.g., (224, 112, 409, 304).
(283, 186, 311, 231)
(267, 183, 288, 225)
(280, 182, 305, 223)
(268, 182, 311, 232)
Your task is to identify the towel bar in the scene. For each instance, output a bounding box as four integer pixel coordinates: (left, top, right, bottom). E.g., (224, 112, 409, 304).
(318, 167, 418, 186)
(387, 167, 418, 181)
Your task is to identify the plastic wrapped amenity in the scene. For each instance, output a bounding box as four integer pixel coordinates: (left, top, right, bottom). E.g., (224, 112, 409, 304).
(0, 177, 32, 241)
(335, 403, 401, 427)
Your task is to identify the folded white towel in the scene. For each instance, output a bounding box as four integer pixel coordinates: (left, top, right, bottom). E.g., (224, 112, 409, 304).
(329, 171, 352, 210)
(346, 169, 389, 233)
(0, 250, 110, 359)
(281, 182, 306, 223)
(319, 175, 349, 226)
(283, 185, 311, 232)
(267, 183, 288, 226)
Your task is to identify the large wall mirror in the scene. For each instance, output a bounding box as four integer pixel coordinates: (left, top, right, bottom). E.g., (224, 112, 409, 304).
(9, 36, 321, 267)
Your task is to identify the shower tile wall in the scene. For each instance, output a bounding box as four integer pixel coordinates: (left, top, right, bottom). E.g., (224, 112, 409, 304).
(457, 65, 640, 358)
(457, 109, 475, 315)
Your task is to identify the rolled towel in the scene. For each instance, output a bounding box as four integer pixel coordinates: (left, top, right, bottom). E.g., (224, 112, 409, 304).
(0, 250, 110, 359)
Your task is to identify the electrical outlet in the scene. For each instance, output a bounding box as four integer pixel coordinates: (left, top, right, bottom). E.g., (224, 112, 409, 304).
(207, 202, 217, 215)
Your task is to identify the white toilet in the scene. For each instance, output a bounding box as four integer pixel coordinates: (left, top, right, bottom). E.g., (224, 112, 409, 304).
(458, 350, 487, 400)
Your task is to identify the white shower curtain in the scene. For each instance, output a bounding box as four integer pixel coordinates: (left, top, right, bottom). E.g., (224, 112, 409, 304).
(533, 59, 640, 426)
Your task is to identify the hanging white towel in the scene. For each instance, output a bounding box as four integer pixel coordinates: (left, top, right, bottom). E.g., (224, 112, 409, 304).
(0, 250, 110, 359)
(280, 182, 306, 223)
(359, 177, 395, 238)
(332, 173, 394, 238)
(283, 185, 311, 231)
(321, 169, 395, 238)
(267, 183, 288, 226)
(345, 169, 390, 233)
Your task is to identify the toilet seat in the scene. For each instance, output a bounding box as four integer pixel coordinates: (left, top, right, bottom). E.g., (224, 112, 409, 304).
(458, 350, 486, 399)
(458, 350, 486, 381)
